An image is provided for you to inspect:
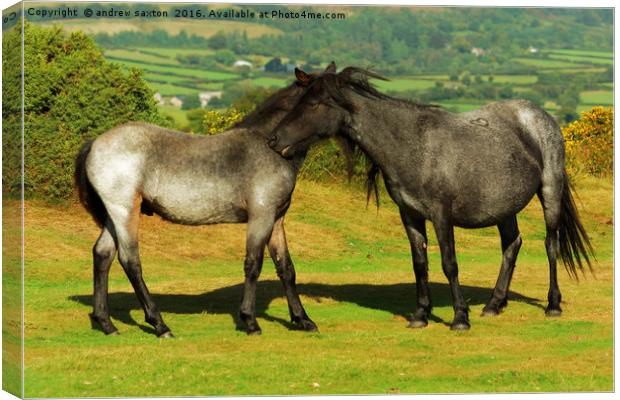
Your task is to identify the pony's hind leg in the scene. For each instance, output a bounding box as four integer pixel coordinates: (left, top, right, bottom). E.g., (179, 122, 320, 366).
(538, 184, 563, 317)
(89, 220, 119, 335)
(400, 210, 432, 328)
(482, 215, 522, 316)
(239, 211, 277, 335)
(106, 196, 173, 337)
(268, 216, 317, 332)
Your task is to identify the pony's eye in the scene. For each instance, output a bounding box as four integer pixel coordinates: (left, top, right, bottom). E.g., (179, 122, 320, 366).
(308, 102, 320, 109)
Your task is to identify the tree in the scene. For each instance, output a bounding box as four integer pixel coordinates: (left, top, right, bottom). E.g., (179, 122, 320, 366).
(182, 94, 201, 110)
(2, 22, 166, 200)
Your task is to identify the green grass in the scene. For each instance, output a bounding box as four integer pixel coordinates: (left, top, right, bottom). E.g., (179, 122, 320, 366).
(16, 175, 612, 396)
(580, 90, 613, 105)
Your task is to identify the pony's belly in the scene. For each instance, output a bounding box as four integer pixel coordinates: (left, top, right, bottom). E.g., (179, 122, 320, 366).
(451, 189, 536, 228)
(142, 188, 247, 225)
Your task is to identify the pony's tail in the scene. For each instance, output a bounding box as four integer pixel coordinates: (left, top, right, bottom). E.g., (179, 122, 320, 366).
(558, 171, 595, 279)
(74, 140, 107, 227)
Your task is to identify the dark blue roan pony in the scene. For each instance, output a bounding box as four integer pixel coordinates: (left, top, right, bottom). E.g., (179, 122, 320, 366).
(269, 67, 594, 330)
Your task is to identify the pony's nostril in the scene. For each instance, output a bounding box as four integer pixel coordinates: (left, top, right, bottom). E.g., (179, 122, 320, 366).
(267, 135, 278, 147)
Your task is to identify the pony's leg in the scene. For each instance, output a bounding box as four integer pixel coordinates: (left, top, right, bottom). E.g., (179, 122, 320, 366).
(432, 215, 470, 330)
(482, 216, 522, 316)
(89, 219, 119, 335)
(538, 187, 563, 316)
(268, 216, 317, 332)
(400, 210, 431, 328)
(106, 198, 173, 337)
(239, 212, 276, 335)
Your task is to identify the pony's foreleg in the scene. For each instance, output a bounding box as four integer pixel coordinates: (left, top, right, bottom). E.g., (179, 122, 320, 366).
(239, 212, 276, 335)
(268, 216, 317, 332)
(482, 216, 522, 316)
(107, 198, 173, 338)
(89, 220, 118, 335)
(432, 215, 470, 330)
(400, 210, 431, 328)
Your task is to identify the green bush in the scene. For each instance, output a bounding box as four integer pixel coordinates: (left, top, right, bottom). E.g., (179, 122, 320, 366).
(563, 106, 613, 177)
(2, 22, 167, 200)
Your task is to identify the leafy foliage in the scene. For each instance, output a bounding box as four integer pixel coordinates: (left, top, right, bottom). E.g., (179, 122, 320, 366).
(201, 108, 244, 135)
(562, 106, 613, 177)
(2, 22, 167, 200)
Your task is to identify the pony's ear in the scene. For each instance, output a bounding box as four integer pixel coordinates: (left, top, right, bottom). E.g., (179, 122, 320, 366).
(295, 67, 312, 86)
(324, 61, 337, 73)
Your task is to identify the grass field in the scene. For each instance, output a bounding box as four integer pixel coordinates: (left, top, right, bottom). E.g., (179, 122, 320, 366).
(39, 19, 283, 39)
(580, 90, 614, 105)
(13, 174, 613, 396)
(512, 57, 588, 69)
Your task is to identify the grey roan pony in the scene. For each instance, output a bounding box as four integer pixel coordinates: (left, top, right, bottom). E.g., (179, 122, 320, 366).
(74, 63, 336, 337)
(269, 67, 594, 330)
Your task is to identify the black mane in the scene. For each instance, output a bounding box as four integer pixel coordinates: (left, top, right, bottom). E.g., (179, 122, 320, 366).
(326, 66, 438, 111)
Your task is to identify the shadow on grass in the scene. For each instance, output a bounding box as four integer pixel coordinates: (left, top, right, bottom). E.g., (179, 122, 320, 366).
(70, 280, 544, 335)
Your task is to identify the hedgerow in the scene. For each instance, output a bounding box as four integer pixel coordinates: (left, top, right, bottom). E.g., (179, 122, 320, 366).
(2, 22, 167, 200)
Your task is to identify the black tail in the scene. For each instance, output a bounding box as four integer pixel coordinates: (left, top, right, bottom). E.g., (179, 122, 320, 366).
(74, 140, 107, 227)
(558, 171, 595, 279)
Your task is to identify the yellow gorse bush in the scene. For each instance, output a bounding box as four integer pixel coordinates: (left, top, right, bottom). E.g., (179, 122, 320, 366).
(562, 106, 613, 177)
(201, 108, 245, 135)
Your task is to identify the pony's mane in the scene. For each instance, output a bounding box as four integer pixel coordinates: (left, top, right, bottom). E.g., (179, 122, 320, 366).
(233, 81, 303, 129)
(320, 66, 437, 208)
(328, 66, 439, 111)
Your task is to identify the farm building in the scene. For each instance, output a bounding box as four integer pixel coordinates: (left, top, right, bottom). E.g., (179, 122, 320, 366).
(199, 91, 223, 107)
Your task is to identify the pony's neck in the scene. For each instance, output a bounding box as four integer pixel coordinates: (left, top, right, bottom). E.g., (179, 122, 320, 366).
(342, 90, 423, 178)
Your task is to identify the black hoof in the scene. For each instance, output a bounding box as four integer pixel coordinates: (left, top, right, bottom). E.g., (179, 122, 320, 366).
(545, 308, 562, 317)
(297, 319, 319, 332)
(89, 313, 119, 335)
(408, 318, 428, 329)
(247, 328, 262, 336)
(450, 320, 471, 331)
(481, 306, 500, 317)
(158, 331, 175, 338)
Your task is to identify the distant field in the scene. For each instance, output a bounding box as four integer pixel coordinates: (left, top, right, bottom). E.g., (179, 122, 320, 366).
(548, 49, 613, 59)
(149, 82, 201, 96)
(580, 90, 614, 105)
(375, 79, 438, 92)
(138, 47, 214, 58)
(486, 75, 538, 84)
(158, 104, 190, 127)
(38, 19, 282, 39)
(436, 101, 485, 112)
(547, 54, 613, 66)
(105, 49, 181, 66)
(245, 77, 289, 88)
(512, 57, 587, 69)
(116, 59, 239, 81)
